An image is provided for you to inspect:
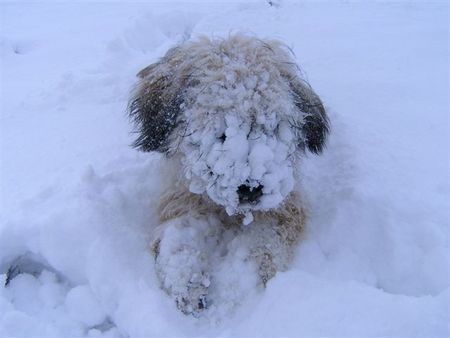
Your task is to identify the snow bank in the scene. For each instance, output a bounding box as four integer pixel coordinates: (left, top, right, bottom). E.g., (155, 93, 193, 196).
(1, 1, 448, 337)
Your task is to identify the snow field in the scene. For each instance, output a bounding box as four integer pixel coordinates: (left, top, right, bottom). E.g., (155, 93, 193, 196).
(1, 1, 449, 337)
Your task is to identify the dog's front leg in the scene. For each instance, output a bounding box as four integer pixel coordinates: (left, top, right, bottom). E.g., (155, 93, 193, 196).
(245, 204, 306, 286)
(151, 215, 219, 315)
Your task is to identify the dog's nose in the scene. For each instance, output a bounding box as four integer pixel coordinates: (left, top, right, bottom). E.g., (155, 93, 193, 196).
(237, 184, 264, 204)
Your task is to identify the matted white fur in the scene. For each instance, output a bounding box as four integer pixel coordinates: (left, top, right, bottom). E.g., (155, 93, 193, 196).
(129, 34, 329, 315)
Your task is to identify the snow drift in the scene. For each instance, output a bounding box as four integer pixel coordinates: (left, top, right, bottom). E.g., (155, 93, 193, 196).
(0, 1, 449, 337)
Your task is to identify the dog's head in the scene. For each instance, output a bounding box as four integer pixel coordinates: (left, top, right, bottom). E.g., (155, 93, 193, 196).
(129, 35, 329, 216)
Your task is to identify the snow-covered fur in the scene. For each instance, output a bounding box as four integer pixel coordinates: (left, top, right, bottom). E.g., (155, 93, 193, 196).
(129, 34, 329, 315)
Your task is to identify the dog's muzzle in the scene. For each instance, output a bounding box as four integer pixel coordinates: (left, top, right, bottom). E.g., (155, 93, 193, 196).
(237, 184, 264, 205)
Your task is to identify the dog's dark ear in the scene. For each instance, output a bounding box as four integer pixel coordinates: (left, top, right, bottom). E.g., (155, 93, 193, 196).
(128, 59, 182, 153)
(290, 78, 330, 154)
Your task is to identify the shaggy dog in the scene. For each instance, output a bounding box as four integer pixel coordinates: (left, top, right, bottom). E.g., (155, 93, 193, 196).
(129, 34, 329, 315)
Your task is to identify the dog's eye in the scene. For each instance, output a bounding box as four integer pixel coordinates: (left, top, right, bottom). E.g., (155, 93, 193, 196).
(218, 133, 226, 143)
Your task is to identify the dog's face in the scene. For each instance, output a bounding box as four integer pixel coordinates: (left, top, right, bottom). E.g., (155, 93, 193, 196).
(179, 74, 301, 216)
(129, 35, 329, 216)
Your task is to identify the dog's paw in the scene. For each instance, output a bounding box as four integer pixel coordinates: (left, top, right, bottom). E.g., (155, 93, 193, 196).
(175, 272, 210, 316)
(176, 291, 207, 316)
(154, 243, 211, 315)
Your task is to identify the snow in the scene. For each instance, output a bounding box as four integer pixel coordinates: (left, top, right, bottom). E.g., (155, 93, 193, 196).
(1, 1, 449, 337)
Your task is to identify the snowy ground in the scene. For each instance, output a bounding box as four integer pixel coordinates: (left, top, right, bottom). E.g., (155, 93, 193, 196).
(1, 1, 449, 337)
